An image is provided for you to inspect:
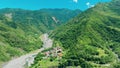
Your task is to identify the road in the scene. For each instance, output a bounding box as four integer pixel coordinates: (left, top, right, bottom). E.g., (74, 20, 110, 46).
(2, 33, 53, 68)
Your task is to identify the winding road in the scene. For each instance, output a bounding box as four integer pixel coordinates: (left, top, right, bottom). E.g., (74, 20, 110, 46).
(2, 33, 53, 68)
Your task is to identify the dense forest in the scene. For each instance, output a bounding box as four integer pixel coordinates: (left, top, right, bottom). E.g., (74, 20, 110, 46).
(0, 8, 81, 63)
(31, 0, 120, 68)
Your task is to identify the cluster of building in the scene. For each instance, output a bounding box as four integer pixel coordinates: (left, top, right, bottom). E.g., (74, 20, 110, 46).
(43, 47, 63, 58)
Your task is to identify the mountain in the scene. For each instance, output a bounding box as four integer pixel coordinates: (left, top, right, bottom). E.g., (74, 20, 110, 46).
(0, 8, 81, 32)
(38, 8, 81, 23)
(0, 8, 81, 62)
(31, 0, 120, 68)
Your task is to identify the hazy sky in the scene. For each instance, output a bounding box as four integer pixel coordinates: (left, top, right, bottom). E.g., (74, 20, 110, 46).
(0, 0, 111, 10)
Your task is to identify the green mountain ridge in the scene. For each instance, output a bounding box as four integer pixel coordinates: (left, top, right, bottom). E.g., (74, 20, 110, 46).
(39, 0, 120, 68)
(0, 8, 81, 63)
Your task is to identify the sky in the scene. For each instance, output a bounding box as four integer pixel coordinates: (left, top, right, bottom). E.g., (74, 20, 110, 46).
(0, 0, 111, 11)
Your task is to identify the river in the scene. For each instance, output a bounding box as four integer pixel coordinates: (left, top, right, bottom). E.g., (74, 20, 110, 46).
(2, 33, 53, 68)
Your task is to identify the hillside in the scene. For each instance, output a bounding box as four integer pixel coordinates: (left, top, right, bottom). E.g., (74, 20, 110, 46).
(0, 9, 81, 63)
(0, 8, 81, 32)
(31, 0, 120, 68)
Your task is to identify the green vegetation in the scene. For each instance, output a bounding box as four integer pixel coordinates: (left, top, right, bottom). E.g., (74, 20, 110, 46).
(0, 16, 43, 62)
(31, 57, 59, 68)
(2, 0, 120, 68)
(0, 8, 81, 63)
(30, 0, 120, 67)
(30, 49, 59, 68)
(0, 8, 81, 32)
(49, 0, 120, 68)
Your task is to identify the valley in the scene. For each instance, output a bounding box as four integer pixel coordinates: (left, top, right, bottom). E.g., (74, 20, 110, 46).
(0, 0, 120, 68)
(0, 8, 81, 65)
(2, 33, 53, 68)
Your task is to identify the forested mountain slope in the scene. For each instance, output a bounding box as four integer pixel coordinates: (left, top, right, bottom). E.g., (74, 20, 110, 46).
(0, 8, 81, 63)
(0, 8, 81, 32)
(49, 0, 120, 68)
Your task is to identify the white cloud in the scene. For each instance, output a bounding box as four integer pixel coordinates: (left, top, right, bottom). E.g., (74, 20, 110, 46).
(86, 2, 95, 8)
(86, 2, 90, 6)
(91, 5, 95, 7)
(73, 0, 78, 3)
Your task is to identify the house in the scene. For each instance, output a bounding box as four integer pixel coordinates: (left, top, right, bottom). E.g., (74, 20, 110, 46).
(43, 47, 63, 59)
(44, 51, 50, 57)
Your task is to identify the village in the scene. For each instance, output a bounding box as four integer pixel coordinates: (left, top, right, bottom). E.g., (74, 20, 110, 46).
(43, 47, 63, 59)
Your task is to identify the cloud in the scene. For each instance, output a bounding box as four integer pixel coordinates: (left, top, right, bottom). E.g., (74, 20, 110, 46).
(91, 5, 95, 7)
(86, 2, 95, 8)
(73, 0, 78, 3)
(86, 2, 90, 6)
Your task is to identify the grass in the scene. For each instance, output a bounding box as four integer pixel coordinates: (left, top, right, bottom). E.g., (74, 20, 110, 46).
(66, 66, 81, 68)
(30, 57, 59, 68)
(39, 58, 59, 68)
(107, 26, 120, 32)
(97, 48, 106, 57)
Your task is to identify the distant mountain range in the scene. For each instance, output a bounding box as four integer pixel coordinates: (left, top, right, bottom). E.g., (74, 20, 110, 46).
(0, 8, 81, 62)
